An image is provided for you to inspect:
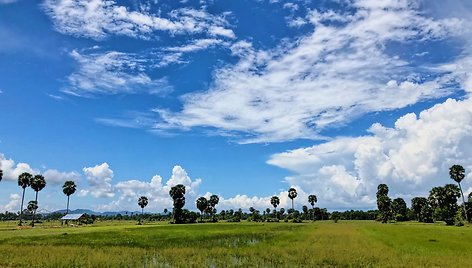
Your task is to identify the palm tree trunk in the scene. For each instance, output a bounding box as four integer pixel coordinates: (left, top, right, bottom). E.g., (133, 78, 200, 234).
(66, 195, 70, 214)
(19, 187, 26, 226)
(458, 182, 469, 222)
(291, 199, 294, 211)
(312, 205, 314, 221)
(32, 191, 38, 227)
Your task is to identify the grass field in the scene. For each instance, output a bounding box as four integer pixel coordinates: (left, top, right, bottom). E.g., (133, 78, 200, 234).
(0, 220, 471, 267)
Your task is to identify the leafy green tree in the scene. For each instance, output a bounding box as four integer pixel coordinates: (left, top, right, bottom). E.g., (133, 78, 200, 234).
(449, 165, 469, 222)
(270, 196, 280, 217)
(169, 184, 186, 224)
(376, 184, 391, 223)
(391, 198, 407, 221)
(208, 195, 220, 221)
(62, 181, 77, 214)
(196, 197, 208, 221)
(419, 203, 434, 223)
(429, 184, 461, 225)
(469, 192, 472, 203)
(138, 196, 148, 215)
(411, 197, 428, 222)
(308, 195, 317, 220)
(288, 188, 298, 211)
(27, 200, 38, 216)
(18, 172, 32, 226)
(30, 175, 46, 227)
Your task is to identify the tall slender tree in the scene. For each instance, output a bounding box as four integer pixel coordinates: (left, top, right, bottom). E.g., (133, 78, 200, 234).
(196, 197, 208, 221)
(30, 175, 46, 227)
(376, 184, 391, 223)
(270, 196, 280, 217)
(62, 181, 77, 214)
(138, 196, 148, 215)
(308, 195, 317, 220)
(449, 165, 469, 222)
(18, 172, 32, 226)
(288, 188, 298, 211)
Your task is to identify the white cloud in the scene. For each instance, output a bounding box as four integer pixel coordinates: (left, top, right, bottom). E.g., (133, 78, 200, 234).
(0, 154, 35, 181)
(97, 165, 202, 211)
(64, 50, 172, 97)
(268, 97, 472, 210)
(42, 0, 235, 40)
(153, 0, 465, 143)
(0, 194, 21, 212)
(82, 163, 115, 198)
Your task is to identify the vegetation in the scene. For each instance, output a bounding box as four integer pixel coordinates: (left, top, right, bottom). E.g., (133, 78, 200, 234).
(137, 196, 148, 217)
(169, 184, 186, 224)
(62, 181, 77, 214)
(0, 221, 471, 267)
(30, 175, 46, 227)
(287, 187, 297, 211)
(17, 172, 33, 226)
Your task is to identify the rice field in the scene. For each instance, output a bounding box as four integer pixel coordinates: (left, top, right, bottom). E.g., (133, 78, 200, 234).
(0, 220, 471, 267)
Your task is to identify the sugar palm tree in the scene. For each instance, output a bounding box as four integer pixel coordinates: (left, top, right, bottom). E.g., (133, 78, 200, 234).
(18, 172, 32, 226)
(288, 188, 298, 211)
(270, 196, 280, 217)
(308, 195, 317, 220)
(196, 197, 208, 221)
(27, 200, 38, 214)
(30, 175, 46, 227)
(62, 181, 77, 214)
(169, 184, 186, 223)
(449, 165, 468, 222)
(138, 196, 148, 215)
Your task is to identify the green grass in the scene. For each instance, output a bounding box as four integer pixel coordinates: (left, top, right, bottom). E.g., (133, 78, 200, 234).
(0, 221, 471, 267)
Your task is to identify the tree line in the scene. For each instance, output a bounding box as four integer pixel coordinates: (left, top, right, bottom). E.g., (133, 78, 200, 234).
(376, 164, 471, 226)
(1, 165, 471, 226)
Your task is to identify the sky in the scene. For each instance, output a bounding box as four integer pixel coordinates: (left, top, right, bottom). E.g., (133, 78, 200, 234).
(1, 0, 472, 213)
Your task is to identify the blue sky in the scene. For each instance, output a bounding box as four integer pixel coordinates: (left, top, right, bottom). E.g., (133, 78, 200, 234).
(1, 0, 472, 213)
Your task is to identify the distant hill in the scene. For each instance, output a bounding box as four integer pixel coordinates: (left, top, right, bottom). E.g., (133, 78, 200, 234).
(51, 209, 145, 216)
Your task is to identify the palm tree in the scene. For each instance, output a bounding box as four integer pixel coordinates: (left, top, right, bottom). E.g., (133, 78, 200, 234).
(27, 200, 38, 214)
(208, 195, 219, 220)
(30, 174, 46, 227)
(196, 197, 208, 221)
(449, 165, 468, 222)
(62, 181, 77, 214)
(308, 195, 317, 220)
(270, 196, 280, 217)
(169, 184, 186, 223)
(288, 188, 298, 211)
(18, 172, 32, 226)
(138, 196, 148, 215)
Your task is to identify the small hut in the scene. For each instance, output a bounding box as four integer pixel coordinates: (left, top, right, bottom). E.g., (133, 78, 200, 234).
(61, 213, 85, 225)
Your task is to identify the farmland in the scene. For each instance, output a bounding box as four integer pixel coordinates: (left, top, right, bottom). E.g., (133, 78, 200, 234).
(0, 221, 471, 267)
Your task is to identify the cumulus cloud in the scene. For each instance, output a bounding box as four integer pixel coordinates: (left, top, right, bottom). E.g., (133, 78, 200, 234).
(64, 50, 172, 97)
(153, 0, 465, 143)
(97, 165, 202, 211)
(268, 97, 472, 210)
(0, 194, 21, 212)
(42, 0, 235, 40)
(0, 153, 78, 186)
(82, 163, 115, 198)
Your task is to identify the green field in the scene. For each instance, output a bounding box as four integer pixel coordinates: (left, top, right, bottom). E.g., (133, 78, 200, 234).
(0, 221, 471, 267)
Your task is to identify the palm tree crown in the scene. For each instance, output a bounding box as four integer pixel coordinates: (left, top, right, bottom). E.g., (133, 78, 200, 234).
(138, 196, 149, 209)
(308, 195, 317, 207)
(62, 181, 77, 196)
(449, 165, 465, 183)
(270, 196, 280, 209)
(31, 175, 46, 192)
(196, 197, 208, 213)
(18, 172, 32, 189)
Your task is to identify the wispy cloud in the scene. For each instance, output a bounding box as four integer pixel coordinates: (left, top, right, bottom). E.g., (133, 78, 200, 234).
(42, 0, 235, 40)
(64, 49, 173, 97)
(151, 0, 465, 143)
